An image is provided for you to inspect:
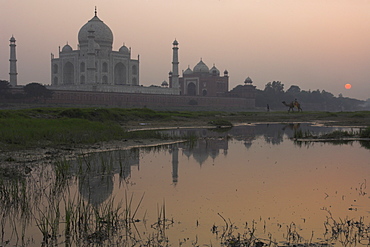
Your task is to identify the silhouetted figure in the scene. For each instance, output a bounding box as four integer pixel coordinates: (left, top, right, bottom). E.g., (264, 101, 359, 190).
(282, 101, 303, 112)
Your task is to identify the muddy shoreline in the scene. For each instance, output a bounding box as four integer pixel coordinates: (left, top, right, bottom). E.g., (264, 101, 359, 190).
(1, 112, 369, 175)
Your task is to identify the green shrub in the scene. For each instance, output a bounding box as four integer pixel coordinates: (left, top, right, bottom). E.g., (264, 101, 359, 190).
(208, 119, 233, 127)
(360, 127, 370, 138)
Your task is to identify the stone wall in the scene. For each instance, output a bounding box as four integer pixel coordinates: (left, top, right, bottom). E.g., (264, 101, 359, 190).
(48, 84, 179, 95)
(47, 90, 255, 111)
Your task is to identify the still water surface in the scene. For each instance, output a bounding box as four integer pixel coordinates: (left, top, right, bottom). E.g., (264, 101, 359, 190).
(2, 123, 369, 246)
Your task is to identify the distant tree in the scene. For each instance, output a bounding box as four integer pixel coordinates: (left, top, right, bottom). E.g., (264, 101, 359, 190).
(0, 80, 11, 98)
(256, 81, 365, 111)
(264, 81, 284, 94)
(321, 90, 334, 98)
(310, 89, 322, 101)
(286, 85, 301, 94)
(24, 82, 53, 102)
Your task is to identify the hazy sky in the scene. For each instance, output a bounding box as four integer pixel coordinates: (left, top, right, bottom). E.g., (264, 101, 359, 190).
(1, 0, 369, 100)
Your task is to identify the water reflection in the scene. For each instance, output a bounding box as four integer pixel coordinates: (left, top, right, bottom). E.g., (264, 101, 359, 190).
(1, 123, 369, 246)
(75, 149, 140, 206)
(76, 123, 367, 205)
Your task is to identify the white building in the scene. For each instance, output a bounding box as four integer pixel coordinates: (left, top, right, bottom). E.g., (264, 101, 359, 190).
(50, 9, 178, 95)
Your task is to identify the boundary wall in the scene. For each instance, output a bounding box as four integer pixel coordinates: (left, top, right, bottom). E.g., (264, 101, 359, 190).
(48, 90, 255, 111)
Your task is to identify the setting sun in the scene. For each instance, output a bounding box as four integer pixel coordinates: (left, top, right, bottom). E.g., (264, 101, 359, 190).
(345, 83, 352, 89)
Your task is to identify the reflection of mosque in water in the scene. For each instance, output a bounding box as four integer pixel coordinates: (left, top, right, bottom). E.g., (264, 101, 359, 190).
(73, 149, 140, 206)
(72, 123, 325, 206)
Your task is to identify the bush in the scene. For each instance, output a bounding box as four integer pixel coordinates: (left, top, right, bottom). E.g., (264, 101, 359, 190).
(208, 119, 233, 127)
(360, 127, 370, 138)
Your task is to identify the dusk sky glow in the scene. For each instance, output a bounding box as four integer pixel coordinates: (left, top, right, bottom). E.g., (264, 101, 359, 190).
(1, 0, 369, 100)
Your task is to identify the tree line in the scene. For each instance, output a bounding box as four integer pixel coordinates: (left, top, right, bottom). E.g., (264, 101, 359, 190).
(0, 79, 368, 111)
(255, 81, 367, 111)
(0, 80, 53, 103)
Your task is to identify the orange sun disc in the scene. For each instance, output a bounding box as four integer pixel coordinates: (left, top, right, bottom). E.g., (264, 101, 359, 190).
(345, 83, 352, 89)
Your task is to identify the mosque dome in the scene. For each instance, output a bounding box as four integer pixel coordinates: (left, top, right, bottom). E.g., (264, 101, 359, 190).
(173, 39, 179, 46)
(62, 44, 73, 52)
(183, 67, 193, 75)
(161, 80, 169, 87)
(78, 14, 113, 47)
(244, 77, 253, 84)
(193, 59, 209, 73)
(209, 65, 220, 76)
(119, 45, 129, 54)
(9, 36, 16, 42)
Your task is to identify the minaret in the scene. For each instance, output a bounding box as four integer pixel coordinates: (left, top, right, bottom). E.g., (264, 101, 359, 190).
(171, 145, 179, 185)
(9, 36, 17, 86)
(171, 39, 179, 90)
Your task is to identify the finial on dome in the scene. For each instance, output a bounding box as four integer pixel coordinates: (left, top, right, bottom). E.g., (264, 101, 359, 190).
(95, 6, 97, 16)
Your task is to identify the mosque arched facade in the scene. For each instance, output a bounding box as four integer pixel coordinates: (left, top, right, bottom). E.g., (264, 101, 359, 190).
(170, 58, 230, 97)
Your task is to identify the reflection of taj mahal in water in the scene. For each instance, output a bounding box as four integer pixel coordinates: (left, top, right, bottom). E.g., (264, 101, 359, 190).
(76, 126, 259, 206)
(67, 124, 304, 206)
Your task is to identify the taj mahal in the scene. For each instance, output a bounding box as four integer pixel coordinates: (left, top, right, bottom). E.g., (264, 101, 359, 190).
(49, 9, 237, 97)
(50, 9, 180, 95)
(5, 9, 256, 110)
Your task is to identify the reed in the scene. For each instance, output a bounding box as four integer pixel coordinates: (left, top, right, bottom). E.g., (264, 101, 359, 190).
(323, 209, 370, 246)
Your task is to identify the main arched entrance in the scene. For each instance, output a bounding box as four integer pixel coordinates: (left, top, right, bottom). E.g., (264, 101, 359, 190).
(63, 62, 74, 85)
(187, 82, 196, 96)
(114, 63, 126, 85)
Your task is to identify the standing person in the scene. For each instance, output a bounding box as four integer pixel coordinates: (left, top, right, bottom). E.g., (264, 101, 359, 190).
(267, 104, 270, 112)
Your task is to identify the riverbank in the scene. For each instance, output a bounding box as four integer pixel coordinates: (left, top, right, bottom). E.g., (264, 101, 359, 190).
(0, 108, 369, 172)
(123, 110, 370, 129)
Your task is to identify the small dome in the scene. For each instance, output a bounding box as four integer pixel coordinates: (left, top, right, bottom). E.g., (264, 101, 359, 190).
(209, 65, 220, 76)
(183, 67, 193, 75)
(193, 59, 209, 73)
(224, 70, 229, 75)
(62, 44, 73, 52)
(173, 39, 179, 46)
(9, 36, 16, 42)
(119, 45, 129, 54)
(244, 77, 253, 84)
(161, 80, 169, 87)
(78, 14, 113, 48)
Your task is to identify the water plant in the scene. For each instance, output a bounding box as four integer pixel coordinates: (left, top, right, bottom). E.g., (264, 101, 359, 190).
(322, 209, 370, 246)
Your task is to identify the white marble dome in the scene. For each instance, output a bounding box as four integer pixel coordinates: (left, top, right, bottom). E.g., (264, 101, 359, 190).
(62, 44, 73, 52)
(78, 15, 113, 47)
(193, 59, 209, 73)
(119, 45, 129, 54)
